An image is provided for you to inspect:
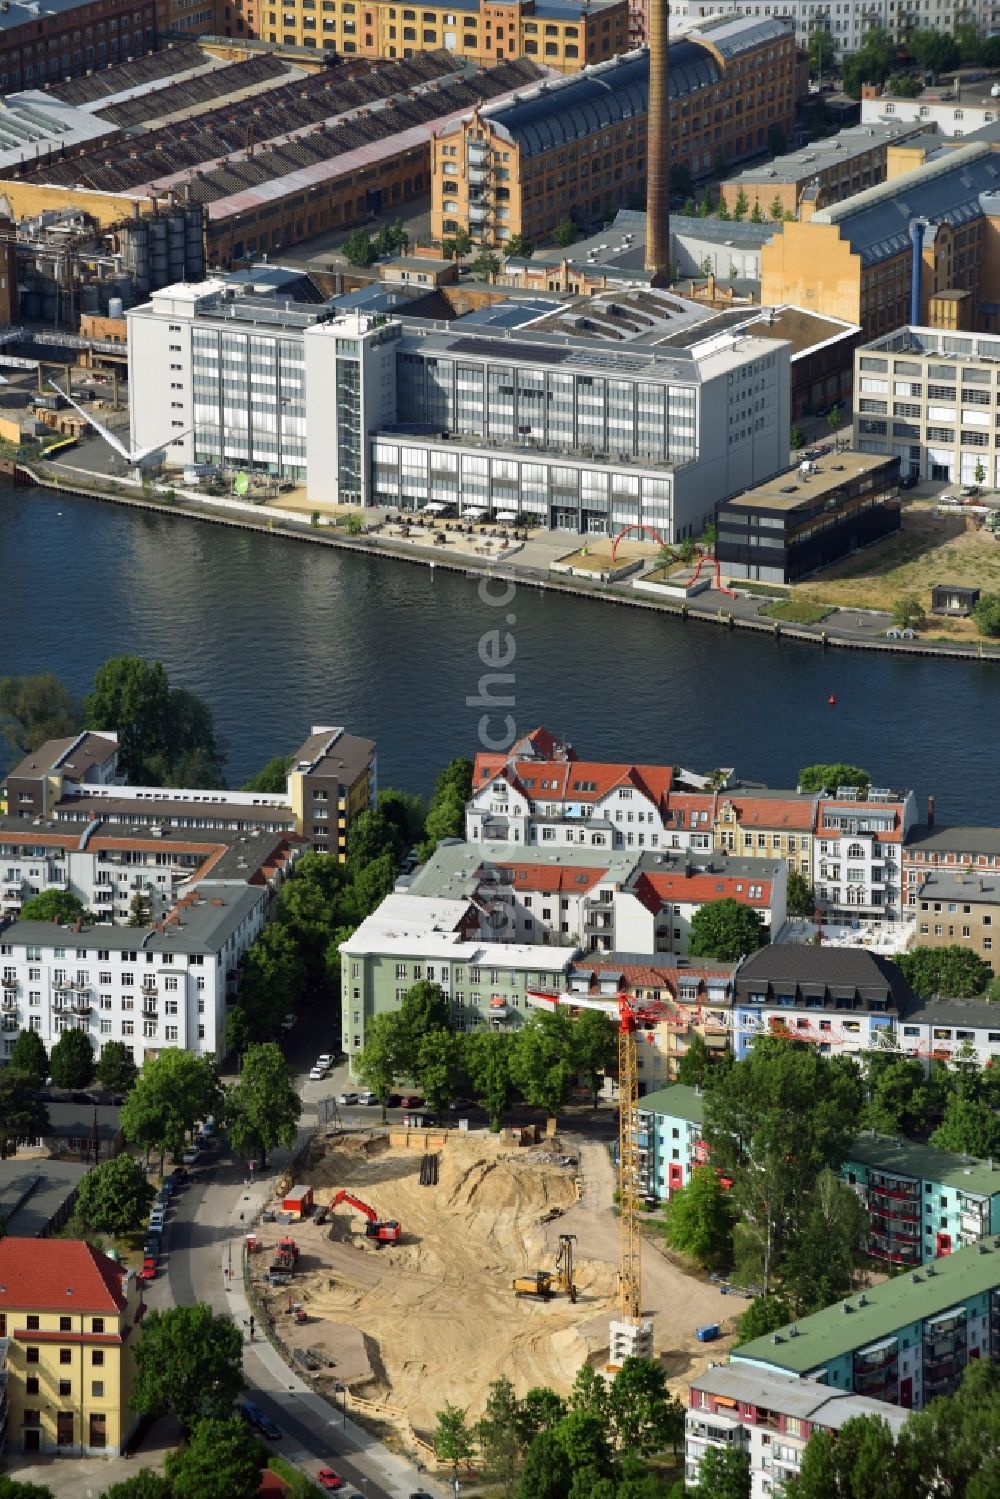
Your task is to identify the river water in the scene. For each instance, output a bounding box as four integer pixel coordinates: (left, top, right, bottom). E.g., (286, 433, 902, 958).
(1, 483, 996, 820)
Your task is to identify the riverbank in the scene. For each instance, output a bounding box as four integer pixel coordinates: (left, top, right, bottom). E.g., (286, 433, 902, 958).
(22, 456, 1000, 664)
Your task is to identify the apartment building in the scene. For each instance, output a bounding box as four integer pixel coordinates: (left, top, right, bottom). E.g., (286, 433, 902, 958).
(903, 819, 1000, 910)
(813, 786, 916, 926)
(0, 0, 155, 93)
(720, 121, 929, 220)
(129, 278, 791, 536)
(614, 854, 786, 956)
(715, 450, 902, 585)
(712, 790, 818, 881)
(0, 1237, 141, 1456)
(732, 945, 913, 1061)
(285, 725, 376, 861)
(899, 997, 1000, 1072)
(854, 325, 1000, 486)
(675, 0, 898, 61)
(564, 952, 734, 1084)
(2, 733, 120, 820)
(225, 0, 627, 71)
(862, 80, 1000, 136)
(338, 890, 575, 1059)
(685, 1365, 910, 1499)
(843, 1134, 1000, 1268)
(734, 1238, 1000, 1409)
(431, 17, 798, 246)
(912, 870, 1000, 972)
(636, 1083, 707, 1200)
(761, 143, 1000, 343)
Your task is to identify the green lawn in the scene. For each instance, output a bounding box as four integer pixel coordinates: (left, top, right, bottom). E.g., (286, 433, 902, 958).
(761, 598, 834, 625)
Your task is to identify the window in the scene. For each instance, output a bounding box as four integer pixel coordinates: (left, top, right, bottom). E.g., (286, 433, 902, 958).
(59, 1379, 72, 1396)
(92, 1380, 105, 1397)
(26, 1347, 39, 1364)
(92, 1349, 105, 1366)
(92, 1319, 104, 1334)
(60, 1348, 72, 1365)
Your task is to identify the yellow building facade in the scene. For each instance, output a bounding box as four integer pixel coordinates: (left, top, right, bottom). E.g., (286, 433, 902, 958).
(222, 0, 626, 72)
(0, 1239, 140, 1457)
(713, 794, 816, 882)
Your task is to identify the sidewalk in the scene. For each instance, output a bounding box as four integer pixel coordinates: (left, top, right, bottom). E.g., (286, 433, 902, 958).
(222, 1148, 447, 1499)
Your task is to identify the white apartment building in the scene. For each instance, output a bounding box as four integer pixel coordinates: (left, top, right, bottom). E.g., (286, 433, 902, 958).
(0, 882, 271, 1064)
(862, 88, 1000, 136)
(898, 997, 1000, 1071)
(813, 788, 916, 925)
(855, 324, 1000, 486)
(685, 1364, 910, 1498)
(676, 0, 897, 60)
(127, 277, 790, 538)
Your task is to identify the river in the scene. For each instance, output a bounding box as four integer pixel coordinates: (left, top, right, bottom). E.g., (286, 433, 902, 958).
(1, 483, 996, 820)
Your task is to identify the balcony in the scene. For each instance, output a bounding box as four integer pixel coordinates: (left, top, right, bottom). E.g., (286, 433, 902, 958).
(72, 999, 92, 1015)
(141, 982, 157, 996)
(53, 978, 73, 992)
(142, 1002, 158, 1018)
(1, 996, 16, 1013)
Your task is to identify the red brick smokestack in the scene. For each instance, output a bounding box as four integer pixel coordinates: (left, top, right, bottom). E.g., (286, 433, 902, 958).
(645, 0, 670, 281)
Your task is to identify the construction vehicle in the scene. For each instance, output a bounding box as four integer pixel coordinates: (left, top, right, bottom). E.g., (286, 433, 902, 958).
(270, 1234, 300, 1272)
(329, 1190, 402, 1245)
(513, 1234, 578, 1302)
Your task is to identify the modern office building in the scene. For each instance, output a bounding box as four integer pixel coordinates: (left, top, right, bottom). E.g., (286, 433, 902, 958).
(0, 1237, 141, 1455)
(843, 1134, 1000, 1268)
(733, 1238, 1000, 1410)
(221, 0, 628, 70)
(715, 450, 902, 584)
(128, 277, 791, 535)
(731, 945, 913, 1060)
(430, 18, 798, 246)
(720, 121, 930, 220)
(685, 1364, 910, 1498)
(636, 1083, 707, 1200)
(853, 325, 1000, 486)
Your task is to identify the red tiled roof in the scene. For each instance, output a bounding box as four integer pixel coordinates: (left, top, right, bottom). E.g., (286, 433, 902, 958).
(0, 1238, 127, 1314)
(663, 793, 717, 828)
(718, 796, 816, 829)
(631, 872, 773, 911)
(475, 757, 675, 810)
(497, 863, 606, 894)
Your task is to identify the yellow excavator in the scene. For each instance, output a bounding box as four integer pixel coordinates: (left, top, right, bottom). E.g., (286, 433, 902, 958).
(512, 1234, 578, 1303)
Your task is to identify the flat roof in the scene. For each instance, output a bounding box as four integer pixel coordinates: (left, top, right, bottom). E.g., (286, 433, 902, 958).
(902, 997, 1000, 1029)
(736, 1239, 1000, 1375)
(0, 1160, 90, 1239)
(916, 871, 1000, 905)
(690, 1364, 910, 1435)
(3, 882, 267, 956)
(725, 120, 928, 188)
(905, 823, 1000, 855)
(720, 449, 895, 513)
(637, 1083, 705, 1124)
(848, 1133, 1000, 1199)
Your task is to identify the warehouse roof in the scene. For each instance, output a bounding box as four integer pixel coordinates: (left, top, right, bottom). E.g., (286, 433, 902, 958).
(814, 142, 1000, 268)
(725, 120, 928, 189)
(735, 1239, 1000, 1375)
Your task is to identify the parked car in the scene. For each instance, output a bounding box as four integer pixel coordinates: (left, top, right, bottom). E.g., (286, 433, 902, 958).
(399, 1094, 424, 1109)
(316, 1053, 333, 1069)
(448, 1097, 475, 1112)
(310, 1062, 329, 1081)
(941, 492, 958, 503)
(886, 627, 916, 639)
(900, 473, 918, 490)
(338, 1090, 359, 1106)
(358, 1089, 377, 1106)
(148, 1209, 165, 1231)
(140, 1257, 158, 1282)
(168, 1166, 188, 1185)
(240, 1401, 281, 1439)
(317, 1472, 345, 1492)
(182, 1147, 201, 1165)
(280, 1013, 297, 1032)
(143, 1237, 161, 1257)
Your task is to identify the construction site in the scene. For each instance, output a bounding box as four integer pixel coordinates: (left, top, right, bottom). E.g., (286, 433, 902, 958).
(244, 1127, 748, 1451)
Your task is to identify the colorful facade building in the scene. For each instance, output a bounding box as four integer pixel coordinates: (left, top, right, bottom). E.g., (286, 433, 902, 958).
(636, 1083, 708, 1200)
(431, 17, 798, 246)
(0, 1238, 141, 1456)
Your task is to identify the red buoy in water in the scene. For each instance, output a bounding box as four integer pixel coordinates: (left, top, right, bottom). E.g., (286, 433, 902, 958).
(827, 693, 837, 706)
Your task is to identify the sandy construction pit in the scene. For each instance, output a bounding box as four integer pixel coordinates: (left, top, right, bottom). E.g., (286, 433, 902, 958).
(254, 1131, 617, 1440)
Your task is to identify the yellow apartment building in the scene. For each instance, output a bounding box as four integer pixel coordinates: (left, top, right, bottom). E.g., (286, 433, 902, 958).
(224, 0, 626, 71)
(0, 1238, 141, 1457)
(713, 792, 817, 882)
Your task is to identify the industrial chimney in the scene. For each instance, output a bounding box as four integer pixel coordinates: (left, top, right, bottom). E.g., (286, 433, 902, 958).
(645, 0, 670, 282)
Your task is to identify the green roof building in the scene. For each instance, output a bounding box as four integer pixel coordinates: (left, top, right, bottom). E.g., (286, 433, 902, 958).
(734, 1238, 1000, 1410)
(637, 1084, 707, 1202)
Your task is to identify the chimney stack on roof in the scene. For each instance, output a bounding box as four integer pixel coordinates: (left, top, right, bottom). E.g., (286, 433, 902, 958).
(927, 794, 935, 828)
(645, 0, 670, 282)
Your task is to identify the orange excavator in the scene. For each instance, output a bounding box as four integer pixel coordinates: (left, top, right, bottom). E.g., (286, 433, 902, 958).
(329, 1189, 402, 1245)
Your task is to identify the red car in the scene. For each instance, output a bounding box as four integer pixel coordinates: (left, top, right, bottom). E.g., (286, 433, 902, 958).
(399, 1094, 424, 1109)
(139, 1257, 158, 1281)
(316, 1471, 344, 1491)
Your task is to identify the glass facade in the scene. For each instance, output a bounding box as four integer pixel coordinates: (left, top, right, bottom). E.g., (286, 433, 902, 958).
(192, 326, 305, 481)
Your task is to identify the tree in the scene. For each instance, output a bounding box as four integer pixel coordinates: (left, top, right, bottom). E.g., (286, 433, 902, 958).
(241, 752, 293, 793)
(346, 808, 404, 875)
(785, 1410, 926, 1499)
(976, 458, 987, 488)
(0, 1482, 56, 1499)
(807, 26, 835, 77)
(127, 891, 151, 928)
(790, 424, 806, 450)
(515, 1387, 567, 1447)
(785, 868, 815, 918)
(890, 73, 923, 97)
(475, 1375, 522, 1496)
(689, 898, 766, 963)
(517, 1429, 572, 1499)
(735, 1293, 793, 1345)
(511, 1009, 576, 1119)
(8, 1028, 48, 1088)
(697, 190, 712, 218)
(932, 1092, 1000, 1159)
(96, 1039, 138, 1095)
(972, 592, 1000, 637)
(49, 1027, 95, 1089)
(662, 1166, 732, 1269)
(676, 1032, 714, 1087)
(121, 1051, 222, 1168)
(357, 1012, 405, 1120)
(225, 1041, 301, 1169)
(781, 1169, 868, 1315)
(503, 233, 533, 259)
(131, 1305, 244, 1433)
(419, 756, 472, 859)
(342, 228, 375, 267)
(749, 201, 764, 224)
(472, 249, 501, 281)
(552, 217, 577, 248)
(417, 1029, 466, 1116)
(570, 1007, 617, 1107)
(376, 786, 425, 848)
(608, 1357, 684, 1457)
(433, 1402, 474, 1467)
(74, 1153, 155, 1239)
(769, 194, 785, 222)
(797, 763, 871, 793)
(896, 944, 993, 998)
(465, 1030, 516, 1131)
(732, 187, 749, 222)
(891, 594, 926, 630)
(84, 656, 168, 782)
(909, 28, 959, 80)
(827, 404, 842, 438)
(0, 1071, 49, 1158)
(235, 921, 307, 1041)
(554, 1404, 613, 1479)
(863, 1054, 939, 1137)
(704, 1037, 863, 1294)
(441, 228, 473, 260)
(670, 161, 693, 200)
(0, 670, 81, 757)
(688, 1446, 751, 1499)
(842, 27, 893, 97)
(100, 1474, 173, 1499)
(19, 889, 88, 924)
(165, 1416, 264, 1499)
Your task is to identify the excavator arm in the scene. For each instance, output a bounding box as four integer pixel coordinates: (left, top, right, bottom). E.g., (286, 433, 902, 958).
(329, 1190, 377, 1222)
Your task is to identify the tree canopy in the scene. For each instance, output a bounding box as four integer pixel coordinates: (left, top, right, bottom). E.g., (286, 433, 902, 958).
(8, 1028, 48, 1088)
(121, 1051, 222, 1168)
(96, 1039, 138, 1095)
(83, 656, 224, 786)
(165, 1416, 264, 1499)
(896, 945, 993, 999)
(689, 898, 767, 962)
(662, 1166, 732, 1269)
(131, 1305, 244, 1433)
(74, 1153, 155, 1239)
(0, 1071, 49, 1158)
(19, 889, 88, 925)
(225, 1041, 302, 1168)
(241, 752, 293, 793)
(797, 763, 871, 793)
(0, 671, 81, 756)
(49, 1027, 95, 1089)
